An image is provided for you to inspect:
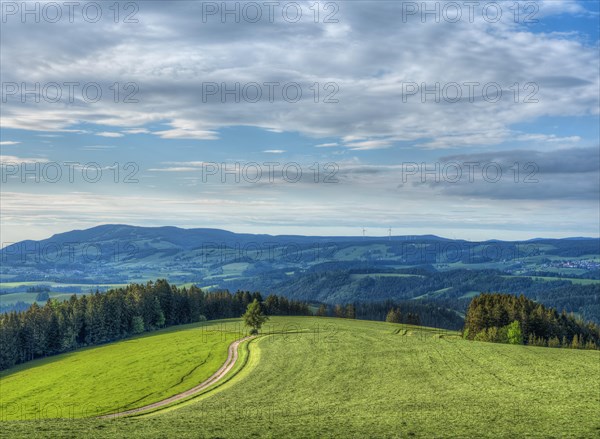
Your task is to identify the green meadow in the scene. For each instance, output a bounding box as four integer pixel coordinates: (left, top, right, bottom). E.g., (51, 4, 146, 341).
(0, 320, 241, 419)
(1, 317, 599, 438)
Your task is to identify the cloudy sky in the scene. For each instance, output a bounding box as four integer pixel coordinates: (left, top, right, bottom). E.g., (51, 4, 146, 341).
(1, 0, 598, 244)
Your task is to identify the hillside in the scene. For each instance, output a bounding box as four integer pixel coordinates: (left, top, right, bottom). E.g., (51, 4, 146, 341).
(0, 320, 241, 418)
(1, 317, 599, 438)
(1, 225, 599, 322)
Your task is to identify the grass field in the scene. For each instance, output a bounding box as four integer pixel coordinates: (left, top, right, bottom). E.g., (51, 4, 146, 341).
(0, 320, 241, 419)
(1, 317, 599, 438)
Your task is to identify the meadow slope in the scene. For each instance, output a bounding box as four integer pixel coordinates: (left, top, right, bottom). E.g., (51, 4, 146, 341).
(0, 320, 242, 418)
(1, 316, 599, 438)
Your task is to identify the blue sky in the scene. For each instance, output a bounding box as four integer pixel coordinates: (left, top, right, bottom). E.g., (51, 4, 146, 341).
(1, 1, 599, 243)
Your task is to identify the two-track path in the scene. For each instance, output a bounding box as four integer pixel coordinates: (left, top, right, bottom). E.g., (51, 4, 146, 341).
(101, 335, 254, 419)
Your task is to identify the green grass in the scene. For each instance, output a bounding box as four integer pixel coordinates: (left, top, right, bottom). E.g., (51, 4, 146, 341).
(1, 317, 599, 438)
(0, 320, 242, 419)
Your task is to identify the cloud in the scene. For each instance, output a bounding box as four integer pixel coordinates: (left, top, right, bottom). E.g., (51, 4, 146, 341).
(96, 132, 124, 138)
(152, 120, 219, 140)
(0, 141, 20, 146)
(516, 134, 581, 143)
(147, 167, 200, 172)
(0, 155, 49, 164)
(344, 139, 393, 150)
(537, 0, 591, 17)
(153, 129, 219, 140)
(122, 128, 150, 134)
(431, 146, 600, 200)
(0, 2, 597, 148)
(440, 146, 599, 174)
(0, 2, 597, 243)
(263, 149, 285, 154)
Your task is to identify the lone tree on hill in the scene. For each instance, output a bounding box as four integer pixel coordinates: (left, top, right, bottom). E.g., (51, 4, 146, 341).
(242, 299, 269, 335)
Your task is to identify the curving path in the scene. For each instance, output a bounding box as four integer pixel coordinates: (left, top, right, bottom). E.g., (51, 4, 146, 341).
(101, 335, 254, 419)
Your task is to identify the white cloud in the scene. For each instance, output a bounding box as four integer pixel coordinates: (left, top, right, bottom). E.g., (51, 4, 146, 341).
(96, 132, 124, 138)
(516, 134, 581, 143)
(315, 142, 338, 148)
(153, 120, 219, 140)
(122, 128, 150, 134)
(537, 0, 590, 17)
(263, 149, 285, 154)
(147, 167, 199, 172)
(0, 155, 49, 164)
(0, 141, 20, 145)
(344, 139, 393, 150)
(153, 129, 219, 140)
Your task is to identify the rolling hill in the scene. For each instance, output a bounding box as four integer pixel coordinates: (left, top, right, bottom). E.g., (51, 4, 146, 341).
(1, 225, 599, 322)
(1, 316, 598, 438)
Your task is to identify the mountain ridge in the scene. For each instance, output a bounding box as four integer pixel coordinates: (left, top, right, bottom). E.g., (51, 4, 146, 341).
(7, 223, 600, 248)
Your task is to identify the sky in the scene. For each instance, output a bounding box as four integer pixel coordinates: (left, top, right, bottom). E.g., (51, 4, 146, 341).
(1, 0, 599, 244)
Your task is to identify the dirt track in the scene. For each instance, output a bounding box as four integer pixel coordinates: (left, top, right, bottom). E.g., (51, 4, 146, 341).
(101, 335, 254, 419)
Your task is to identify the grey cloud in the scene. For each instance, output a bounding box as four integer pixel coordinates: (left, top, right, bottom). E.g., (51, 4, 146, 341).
(440, 147, 599, 174)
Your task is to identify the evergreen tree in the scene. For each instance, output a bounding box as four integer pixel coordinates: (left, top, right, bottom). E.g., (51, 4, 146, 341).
(385, 308, 402, 324)
(548, 336, 560, 348)
(571, 334, 580, 349)
(316, 304, 328, 317)
(345, 304, 356, 319)
(131, 316, 145, 334)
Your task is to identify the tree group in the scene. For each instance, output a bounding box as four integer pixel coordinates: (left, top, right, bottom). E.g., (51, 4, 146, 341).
(0, 280, 311, 371)
(463, 293, 599, 349)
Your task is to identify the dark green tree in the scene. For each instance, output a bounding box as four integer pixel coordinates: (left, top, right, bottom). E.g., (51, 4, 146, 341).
(345, 304, 356, 319)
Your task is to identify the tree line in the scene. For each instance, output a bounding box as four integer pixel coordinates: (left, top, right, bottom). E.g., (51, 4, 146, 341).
(0, 280, 311, 371)
(313, 300, 463, 330)
(220, 267, 599, 324)
(463, 293, 600, 349)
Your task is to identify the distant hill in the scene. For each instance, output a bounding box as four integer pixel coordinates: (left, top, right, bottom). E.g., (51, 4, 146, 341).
(1, 225, 598, 322)
(2, 224, 597, 264)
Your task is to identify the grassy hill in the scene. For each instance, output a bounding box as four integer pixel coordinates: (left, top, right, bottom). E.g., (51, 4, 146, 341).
(1, 316, 599, 438)
(0, 320, 241, 418)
